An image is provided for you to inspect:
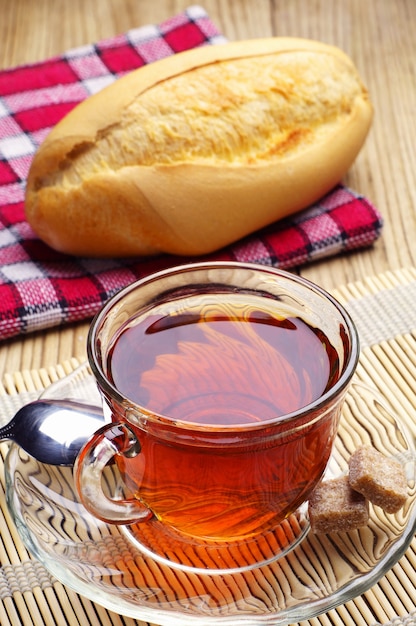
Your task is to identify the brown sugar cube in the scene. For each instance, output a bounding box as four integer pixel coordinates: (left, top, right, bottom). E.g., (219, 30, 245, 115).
(308, 475, 369, 534)
(348, 445, 408, 513)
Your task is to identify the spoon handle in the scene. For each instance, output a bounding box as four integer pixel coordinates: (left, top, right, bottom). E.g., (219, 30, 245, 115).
(0, 418, 16, 442)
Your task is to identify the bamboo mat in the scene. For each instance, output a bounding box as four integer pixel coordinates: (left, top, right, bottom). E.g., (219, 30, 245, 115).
(0, 267, 415, 626)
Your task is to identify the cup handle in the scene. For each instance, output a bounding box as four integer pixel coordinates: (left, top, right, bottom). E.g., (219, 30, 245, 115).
(74, 422, 153, 525)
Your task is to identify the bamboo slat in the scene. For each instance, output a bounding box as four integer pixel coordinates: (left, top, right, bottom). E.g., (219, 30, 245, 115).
(0, 267, 415, 626)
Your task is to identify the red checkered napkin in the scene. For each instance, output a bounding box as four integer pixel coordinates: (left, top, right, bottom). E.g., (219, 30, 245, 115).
(0, 5, 383, 341)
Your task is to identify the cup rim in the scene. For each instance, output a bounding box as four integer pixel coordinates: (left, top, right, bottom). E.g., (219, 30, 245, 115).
(87, 261, 360, 431)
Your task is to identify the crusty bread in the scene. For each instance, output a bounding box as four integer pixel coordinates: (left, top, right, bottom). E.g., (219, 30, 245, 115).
(25, 38, 373, 257)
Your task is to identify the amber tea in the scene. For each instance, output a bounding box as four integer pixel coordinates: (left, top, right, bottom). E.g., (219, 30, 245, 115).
(106, 294, 341, 540)
(78, 263, 359, 567)
(108, 295, 338, 423)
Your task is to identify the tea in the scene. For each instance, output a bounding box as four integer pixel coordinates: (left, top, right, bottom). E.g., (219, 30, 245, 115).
(106, 294, 341, 541)
(108, 294, 338, 423)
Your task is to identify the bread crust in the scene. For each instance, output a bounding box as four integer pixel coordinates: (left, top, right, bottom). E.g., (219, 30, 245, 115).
(25, 38, 373, 257)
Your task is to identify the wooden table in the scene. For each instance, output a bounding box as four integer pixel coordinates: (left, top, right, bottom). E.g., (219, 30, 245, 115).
(0, 4, 416, 626)
(0, 0, 415, 378)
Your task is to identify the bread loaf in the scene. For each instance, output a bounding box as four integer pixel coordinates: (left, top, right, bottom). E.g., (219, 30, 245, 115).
(25, 38, 373, 257)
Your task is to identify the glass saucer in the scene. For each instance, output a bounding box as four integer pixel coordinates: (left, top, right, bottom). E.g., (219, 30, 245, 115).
(5, 364, 416, 625)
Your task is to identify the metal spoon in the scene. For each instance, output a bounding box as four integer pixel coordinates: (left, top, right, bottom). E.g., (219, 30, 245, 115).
(0, 399, 105, 466)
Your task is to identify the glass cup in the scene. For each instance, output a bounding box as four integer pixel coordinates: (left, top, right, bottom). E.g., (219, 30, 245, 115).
(75, 262, 359, 573)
